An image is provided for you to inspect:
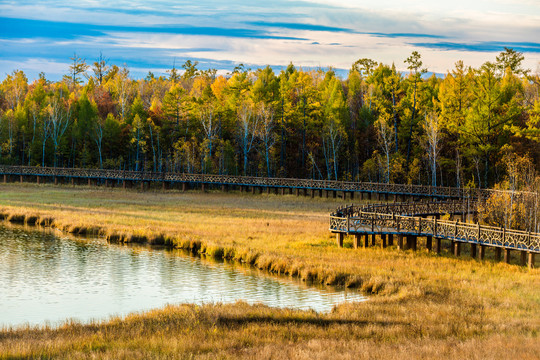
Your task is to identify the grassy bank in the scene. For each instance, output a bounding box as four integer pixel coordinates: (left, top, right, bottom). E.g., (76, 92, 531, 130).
(0, 183, 539, 359)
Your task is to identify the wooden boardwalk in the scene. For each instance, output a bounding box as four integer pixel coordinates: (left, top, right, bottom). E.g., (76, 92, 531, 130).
(0, 165, 518, 200)
(330, 202, 539, 268)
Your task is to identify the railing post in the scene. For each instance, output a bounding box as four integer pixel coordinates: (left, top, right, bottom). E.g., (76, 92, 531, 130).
(346, 215, 350, 234)
(478, 223, 481, 243)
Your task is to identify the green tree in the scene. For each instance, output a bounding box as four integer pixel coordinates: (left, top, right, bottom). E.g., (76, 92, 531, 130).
(403, 51, 427, 166)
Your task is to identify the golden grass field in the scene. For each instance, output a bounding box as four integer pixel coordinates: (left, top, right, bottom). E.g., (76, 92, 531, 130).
(0, 183, 539, 359)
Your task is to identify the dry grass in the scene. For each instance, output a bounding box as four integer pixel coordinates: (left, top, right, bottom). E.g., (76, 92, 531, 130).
(0, 182, 539, 359)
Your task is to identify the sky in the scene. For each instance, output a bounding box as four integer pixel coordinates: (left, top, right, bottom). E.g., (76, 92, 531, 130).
(0, 0, 539, 81)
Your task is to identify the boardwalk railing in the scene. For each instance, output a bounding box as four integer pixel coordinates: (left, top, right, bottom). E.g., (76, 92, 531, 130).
(333, 200, 476, 217)
(330, 203, 540, 255)
(0, 165, 526, 200)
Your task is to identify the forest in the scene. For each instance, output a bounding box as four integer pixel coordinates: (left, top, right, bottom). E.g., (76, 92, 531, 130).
(0, 49, 539, 192)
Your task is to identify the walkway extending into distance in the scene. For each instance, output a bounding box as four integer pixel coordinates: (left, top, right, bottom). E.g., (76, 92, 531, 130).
(0, 165, 537, 267)
(0, 165, 519, 200)
(330, 201, 539, 268)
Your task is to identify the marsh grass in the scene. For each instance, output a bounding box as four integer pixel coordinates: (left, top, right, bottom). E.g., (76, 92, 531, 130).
(0, 183, 539, 359)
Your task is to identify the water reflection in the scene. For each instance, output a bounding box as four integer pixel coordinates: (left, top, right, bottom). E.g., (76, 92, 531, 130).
(0, 225, 364, 327)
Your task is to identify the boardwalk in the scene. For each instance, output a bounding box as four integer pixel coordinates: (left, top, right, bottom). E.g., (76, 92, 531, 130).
(330, 202, 539, 268)
(0, 165, 518, 200)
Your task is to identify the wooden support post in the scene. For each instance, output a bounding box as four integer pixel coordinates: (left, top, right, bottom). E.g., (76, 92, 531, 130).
(54, 177, 58, 185)
(251, 186, 255, 194)
(325, 190, 329, 198)
(295, 188, 299, 196)
(364, 234, 369, 248)
(504, 249, 511, 264)
(123, 180, 126, 189)
(311, 189, 315, 198)
(393, 193, 398, 202)
(333, 190, 337, 199)
(528, 252, 536, 269)
(140, 181, 144, 191)
(453, 241, 461, 257)
(376, 192, 381, 201)
(384, 193, 388, 201)
(436, 238, 442, 254)
(201, 183, 205, 192)
(37, 176, 40, 184)
(388, 234, 394, 246)
(478, 245, 485, 260)
(367, 192, 372, 200)
(398, 234, 404, 250)
(88, 178, 91, 186)
(426, 236, 432, 251)
(336, 233, 344, 248)
(406, 236, 417, 251)
(319, 189, 323, 198)
(470, 243, 477, 258)
(221, 184, 226, 192)
(495, 247, 502, 261)
(520, 251, 527, 266)
(3, 174, 6, 183)
(381, 234, 387, 248)
(20, 175, 23, 183)
(371, 234, 376, 246)
(354, 234, 361, 249)
(342, 191, 347, 200)
(105, 179, 109, 187)
(71, 178, 75, 186)
(280, 187, 285, 195)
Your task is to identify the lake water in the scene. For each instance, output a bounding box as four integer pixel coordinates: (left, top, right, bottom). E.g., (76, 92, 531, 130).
(0, 225, 364, 328)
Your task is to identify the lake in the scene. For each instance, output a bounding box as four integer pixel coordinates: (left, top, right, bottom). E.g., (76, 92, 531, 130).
(0, 225, 364, 328)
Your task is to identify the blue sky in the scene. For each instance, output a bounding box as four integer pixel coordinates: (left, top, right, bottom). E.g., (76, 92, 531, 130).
(0, 0, 539, 80)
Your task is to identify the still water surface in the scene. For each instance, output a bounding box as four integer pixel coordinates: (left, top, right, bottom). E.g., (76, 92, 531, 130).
(0, 226, 364, 327)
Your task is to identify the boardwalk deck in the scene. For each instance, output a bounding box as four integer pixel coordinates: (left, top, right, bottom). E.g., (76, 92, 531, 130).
(330, 202, 539, 267)
(0, 165, 522, 200)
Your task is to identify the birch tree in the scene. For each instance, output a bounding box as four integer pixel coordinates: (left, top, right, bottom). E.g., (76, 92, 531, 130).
(375, 112, 395, 183)
(198, 104, 218, 173)
(322, 117, 343, 180)
(237, 101, 259, 175)
(422, 112, 441, 187)
(47, 91, 71, 167)
(256, 102, 276, 177)
(114, 66, 132, 121)
(93, 116, 104, 169)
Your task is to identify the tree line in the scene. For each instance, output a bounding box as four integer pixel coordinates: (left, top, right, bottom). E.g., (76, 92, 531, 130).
(1, 49, 539, 192)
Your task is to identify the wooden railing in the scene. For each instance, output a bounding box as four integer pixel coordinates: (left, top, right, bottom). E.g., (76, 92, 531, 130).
(0, 165, 521, 200)
(333, 200, 476, 217)
(330, 203, 540, 254)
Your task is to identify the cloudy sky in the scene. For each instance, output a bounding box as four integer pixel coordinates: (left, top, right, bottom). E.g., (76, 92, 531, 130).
(0, 0, 539, 80)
